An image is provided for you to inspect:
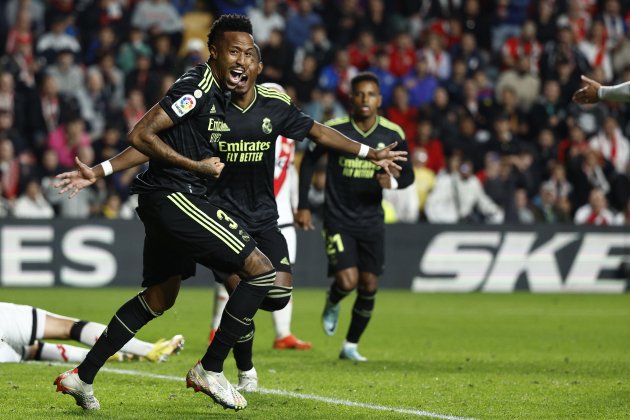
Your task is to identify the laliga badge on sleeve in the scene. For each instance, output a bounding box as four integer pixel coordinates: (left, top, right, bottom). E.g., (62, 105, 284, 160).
(172, 94, 197, 117)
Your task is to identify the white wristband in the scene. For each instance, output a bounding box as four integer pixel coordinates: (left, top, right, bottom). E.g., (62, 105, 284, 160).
(389, 176, 399, 190)
(101, 160, 113, 176)
(358, 144, 370, 158)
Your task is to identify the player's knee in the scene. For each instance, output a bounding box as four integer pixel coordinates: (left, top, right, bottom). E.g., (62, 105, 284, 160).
(259, 285, 292, 311)
(259, 293, 291, 312)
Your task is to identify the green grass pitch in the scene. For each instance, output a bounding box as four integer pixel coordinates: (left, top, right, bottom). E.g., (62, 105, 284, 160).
(0, 287, 628, 419)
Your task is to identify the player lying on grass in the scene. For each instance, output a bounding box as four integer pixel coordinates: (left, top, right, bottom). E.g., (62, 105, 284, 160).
(0, 302, 183, 363)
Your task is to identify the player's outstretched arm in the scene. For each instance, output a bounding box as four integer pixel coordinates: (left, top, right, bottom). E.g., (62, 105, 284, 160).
(573, 75, 630, 104)
(128, 104, 223, 178)
(308, 122, 407, 176)
(54, 147, 149, 198)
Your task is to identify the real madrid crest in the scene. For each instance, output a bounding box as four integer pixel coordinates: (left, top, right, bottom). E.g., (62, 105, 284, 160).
(262, 117, 272, 134)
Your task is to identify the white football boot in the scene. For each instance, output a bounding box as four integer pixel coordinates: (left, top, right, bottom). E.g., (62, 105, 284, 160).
(236, 367, 258, 392)
(54, 368, 100, 410)
(186, 361, 247, 411)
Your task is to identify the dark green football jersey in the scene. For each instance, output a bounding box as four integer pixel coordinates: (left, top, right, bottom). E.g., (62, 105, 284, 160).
(205, 84, 314, 233)
(299, 116, 414, 233)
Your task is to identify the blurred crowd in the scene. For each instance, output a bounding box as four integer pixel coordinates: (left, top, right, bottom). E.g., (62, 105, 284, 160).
(0, 0, 629, 226)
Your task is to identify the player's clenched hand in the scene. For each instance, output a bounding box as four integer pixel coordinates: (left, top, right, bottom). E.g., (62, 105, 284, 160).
(295, 209, 314, 230)
(370, 142, 407, 176)
(197, 157, 224, 178)
(572, 75, 601, 104)
(54, 156, 96, 199)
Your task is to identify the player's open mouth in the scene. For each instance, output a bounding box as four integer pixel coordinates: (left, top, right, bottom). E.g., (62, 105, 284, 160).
(229, 69, 247, 86)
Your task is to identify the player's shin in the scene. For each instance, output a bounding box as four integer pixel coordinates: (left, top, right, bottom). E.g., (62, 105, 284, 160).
(233, 322, 254, 371)
(346, 289, 376, 343)
(201, 270, 275, 373)
(77, 293, 162, 384)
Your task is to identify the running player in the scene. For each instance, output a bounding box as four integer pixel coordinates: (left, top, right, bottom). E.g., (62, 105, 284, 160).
(0, 302, 183, 363)
(296, 72, 414, 361)
(53, 15, 276, 412)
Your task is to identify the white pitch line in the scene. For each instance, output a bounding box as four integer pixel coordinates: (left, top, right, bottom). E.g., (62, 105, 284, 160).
(92, 366, 477, 420)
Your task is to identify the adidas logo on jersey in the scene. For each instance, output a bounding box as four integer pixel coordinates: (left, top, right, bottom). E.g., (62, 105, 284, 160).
(210, 104, 216, 114)
(280, 257, 290, 265)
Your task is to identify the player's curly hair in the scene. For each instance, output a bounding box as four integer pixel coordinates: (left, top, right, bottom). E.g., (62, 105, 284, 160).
(207, 14, 253, 50)
(351, 72, 380, 91)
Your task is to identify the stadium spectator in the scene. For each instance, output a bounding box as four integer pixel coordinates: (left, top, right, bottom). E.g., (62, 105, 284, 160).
(451, 32, 486, 77)
(495, 55, 541, 112)
(426, 86, 458, 146)
(614, 199, 630, 225)
(176, 38, 206, 75)
(286, 53, 319, 106)
(529, 79, 567, 139)
(78, 68, 109, 140)
(116, 26, 153, 75)
(84, 25, 118, 67)
(122, 88, 147, 133)
(386, 84, 418, 146)
(285, 0, 323, 49)
(485, 112, 522, 157)
(425, 153, 503, 224)
(494, 86, 529, 138)
(292, 24, 333, 74)
(247, 0, 285, 48)
(531, 0, 559, 45)
(0, 137, 30, 201)
(45, 49, 85, 102)
(47, 116, 91, 170)
(13, 178, 54, 218)
(460, 0, 492, 51)
(421, 31, 451, 81)
(259, 28, 290, 85)
(414, 118, 444, 172)
(411, 147, 436, 220)
(533, 127, 559, 183)
(318, 49, 358, 103)
(366, 48, 397, 108)
(130, 0, 183, 47)
(601, 0, 626, 50)
(574, 187, 616, 224)
(447, 115, 484, 170)
(567, 148, 614, 212)
(539, 22, 590, 82)
(0, 182, 11, 217)
(348, 30, 377, 71)
(124, 49, 161, 106)
(578, 20, 614, 83)
(93, 52, 125, 110)
(0, 106, 29, 156)
(402, 54, 438, 108)
(532, 180, 571, 223)
(514, 188, 535, 223)
(483, 155, 523, 223)
(588, 116, 630, 174)
(324, 0, 365, 48)
(35, 14, 80, 66)
(387, 31, 415, 78)
(501, 20, 541, 73)
(302, 89, 345, 125)
(361, 0, 391, 43)
(610, 161, 630, 212)
(0, 301, 183, 363)
(150, 33, 177, 78)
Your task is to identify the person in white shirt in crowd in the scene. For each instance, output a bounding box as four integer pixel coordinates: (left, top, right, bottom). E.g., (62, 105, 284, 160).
(588, 116, 630, 174)
(247, 0, 285, 48)
(425, 153, 503, 224)
(13, 178, 54, 218)
(574, 187, 616, 225)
